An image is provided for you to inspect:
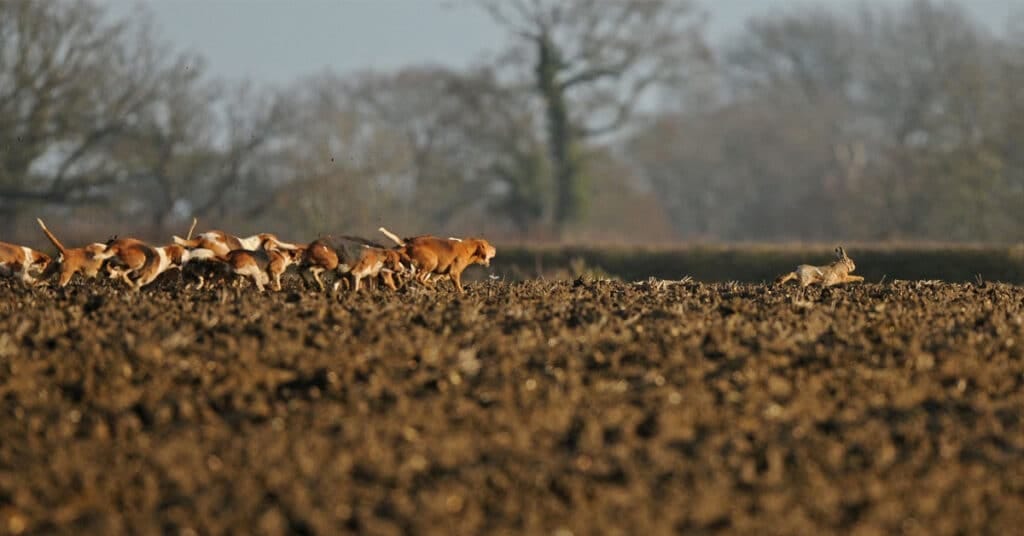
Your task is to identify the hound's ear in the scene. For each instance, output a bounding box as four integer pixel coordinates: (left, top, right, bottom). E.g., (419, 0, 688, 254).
(475, 241, 488, 258)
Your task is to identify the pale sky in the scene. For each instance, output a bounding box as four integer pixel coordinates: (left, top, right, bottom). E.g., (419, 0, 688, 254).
(106, 0, 1016, 84)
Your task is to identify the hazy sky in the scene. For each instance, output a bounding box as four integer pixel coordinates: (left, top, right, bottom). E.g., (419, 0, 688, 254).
(107, 0, 1016, 84)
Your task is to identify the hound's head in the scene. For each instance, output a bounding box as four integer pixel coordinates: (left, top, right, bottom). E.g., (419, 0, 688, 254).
(384, 249, 411, 272)
(468, 238, 496, 267)
(300, 239, 335, 267)
(29, 250, 51, 275)
(165, 245, 190, 266)
(85, 243, 115, 261)
(282, 246, 305, 264)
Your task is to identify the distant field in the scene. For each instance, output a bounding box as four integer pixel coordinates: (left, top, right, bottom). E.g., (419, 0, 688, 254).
(492, 243, 1024, 283)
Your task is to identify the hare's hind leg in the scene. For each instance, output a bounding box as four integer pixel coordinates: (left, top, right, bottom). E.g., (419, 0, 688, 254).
(776, 272, 797, 285)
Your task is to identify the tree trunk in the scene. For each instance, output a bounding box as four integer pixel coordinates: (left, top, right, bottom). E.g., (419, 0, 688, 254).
(535, 35, 580, 236)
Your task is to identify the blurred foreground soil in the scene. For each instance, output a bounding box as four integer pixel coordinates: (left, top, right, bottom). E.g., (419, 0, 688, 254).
(1, 278, 1023, 534)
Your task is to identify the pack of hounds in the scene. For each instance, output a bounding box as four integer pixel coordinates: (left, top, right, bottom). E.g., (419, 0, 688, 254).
(0, 219, 496, 293)
(1, 219, 863, 292)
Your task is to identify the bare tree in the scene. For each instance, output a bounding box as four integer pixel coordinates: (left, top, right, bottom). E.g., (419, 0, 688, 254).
(631, 96, 847, 241)
(480, 0, 709, 234)
(858, 0, 996, 147)
(713, 7, 869, 240)
(269, 71, 418, 236)
(725, 6, 858, 103)
(109, 79, 297, 231)
(276, 66, 547, 238)
(347, 67, 490, 226)
(629, 0, 1024, 242)
(356, 66, 547, 233)
(443, 70, 548, 234)
(0, 1, 192, 220)
(853, 0, 1012, 240)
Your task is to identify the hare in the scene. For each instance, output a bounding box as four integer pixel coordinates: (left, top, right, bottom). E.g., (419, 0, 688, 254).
(776, 247, 864, 287)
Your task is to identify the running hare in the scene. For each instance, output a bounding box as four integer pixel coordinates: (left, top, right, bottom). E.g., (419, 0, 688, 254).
(776, 247, 864, 287)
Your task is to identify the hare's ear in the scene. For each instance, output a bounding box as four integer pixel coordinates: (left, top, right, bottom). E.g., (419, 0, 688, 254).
(837, 246, 848, 259)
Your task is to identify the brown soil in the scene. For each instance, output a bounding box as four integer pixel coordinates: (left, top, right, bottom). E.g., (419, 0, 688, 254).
(2, 277, 1024, 535)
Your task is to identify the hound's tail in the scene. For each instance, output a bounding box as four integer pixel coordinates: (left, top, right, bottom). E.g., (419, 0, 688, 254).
(37, 218, 67, 255)
(378, 227, 405, 247)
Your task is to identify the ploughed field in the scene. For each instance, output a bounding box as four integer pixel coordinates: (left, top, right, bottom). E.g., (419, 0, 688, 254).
(2, 277, 1024, 535)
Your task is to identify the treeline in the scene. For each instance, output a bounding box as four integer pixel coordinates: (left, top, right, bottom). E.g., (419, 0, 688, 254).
(2, 0, 1022, 246)
(635, 0, 1024, 242)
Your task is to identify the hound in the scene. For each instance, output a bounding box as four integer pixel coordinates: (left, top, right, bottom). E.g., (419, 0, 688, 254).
(37, 219, 115, 287)
(0, 241, 51, 285)
(378, 227, 495, 293)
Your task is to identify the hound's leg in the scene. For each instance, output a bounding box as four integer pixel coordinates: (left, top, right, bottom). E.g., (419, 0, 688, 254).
(58, 266, 75, 288)
(18, 269, 35, 286)
(333, 271, 351, 293)
(251, 272, 266, 292)
(450, 272, 464, 293)
(381, 271, 397, 291)
(416, 269, 435, 286)
(120, 270, 135, 288)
